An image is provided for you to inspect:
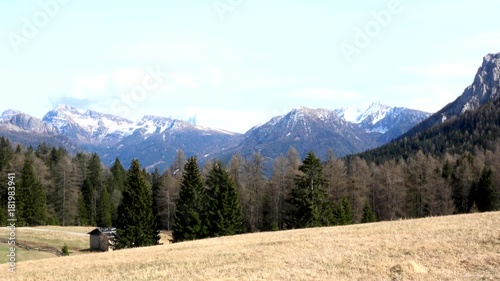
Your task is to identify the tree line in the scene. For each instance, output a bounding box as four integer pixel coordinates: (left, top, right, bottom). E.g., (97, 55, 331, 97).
(0, 135, 499, 246)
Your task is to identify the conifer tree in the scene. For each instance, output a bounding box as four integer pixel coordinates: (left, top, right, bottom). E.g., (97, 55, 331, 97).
(18, 157, 47, 226)
(287, 152, 331, 229)
(361, 200, 376, 223)
(110, 157, 127, 192)
(80, 178, 95, 225)
(77, 196, 89, 226)
(114, 159, 159, 249)
(474, 169, 498, 212)
(205, 162, 244, 237)
(0, 137, 13, 171)
(97, 186, 113, 227)
(151, 167, 164, 229)
(334, 197, 353, 225)
(172, 157, 207, 242)
(341, 197, 353, 225)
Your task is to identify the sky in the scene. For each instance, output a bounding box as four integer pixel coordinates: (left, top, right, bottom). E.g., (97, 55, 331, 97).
(1, 0, 499, 133)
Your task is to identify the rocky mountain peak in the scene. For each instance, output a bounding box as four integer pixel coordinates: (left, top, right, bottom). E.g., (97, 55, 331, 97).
(0, 109, 22, 121)
(402, 52, 500, 138)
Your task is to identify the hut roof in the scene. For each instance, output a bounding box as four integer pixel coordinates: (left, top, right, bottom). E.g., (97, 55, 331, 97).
(88, 227, 117, 239)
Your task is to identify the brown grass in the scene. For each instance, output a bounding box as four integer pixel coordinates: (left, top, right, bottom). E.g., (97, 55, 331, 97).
(1, 212, 499, 281)
(0, 227, 91, 252)
(0, 243, 56, 263)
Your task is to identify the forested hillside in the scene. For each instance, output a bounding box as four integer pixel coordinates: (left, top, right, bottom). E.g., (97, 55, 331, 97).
(0, 111, 498, 239)
(357, 97, 500, 163)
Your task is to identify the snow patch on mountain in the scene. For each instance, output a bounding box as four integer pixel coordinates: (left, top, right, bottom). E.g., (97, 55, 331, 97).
(0, 110, 22, 122)
(336, 102, 392, 125)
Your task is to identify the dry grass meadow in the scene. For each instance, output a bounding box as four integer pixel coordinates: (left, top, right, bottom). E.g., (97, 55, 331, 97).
(1, 212, 499, 281)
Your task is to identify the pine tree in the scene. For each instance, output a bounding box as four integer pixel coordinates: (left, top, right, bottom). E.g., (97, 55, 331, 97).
(287, 152, 332, 229)
(474, 169, 498, 212)
(205, 162, 244, 237)
(361, 200, 376, 223)
(172, 157, 207, 242)
(18, 157, 47, 226)
(114, 159, 159, 249)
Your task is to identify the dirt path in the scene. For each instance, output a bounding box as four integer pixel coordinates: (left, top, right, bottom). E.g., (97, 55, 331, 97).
(19, 227, 89, 237)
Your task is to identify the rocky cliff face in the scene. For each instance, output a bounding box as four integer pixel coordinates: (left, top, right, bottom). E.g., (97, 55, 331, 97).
(404, 53, 500, 137)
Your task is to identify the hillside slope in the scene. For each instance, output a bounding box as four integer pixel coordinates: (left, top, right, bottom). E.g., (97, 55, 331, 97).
(357, 96, 500, 163)
(402, 53, 500, 138)
(3, 212, 499, 281)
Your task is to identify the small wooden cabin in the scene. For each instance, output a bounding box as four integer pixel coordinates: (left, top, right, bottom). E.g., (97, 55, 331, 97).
(88, 227, 117, 251)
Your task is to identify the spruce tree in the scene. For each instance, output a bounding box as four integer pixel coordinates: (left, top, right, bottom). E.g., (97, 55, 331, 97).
(172, 157, 207, 242)
(205, 162, 244, 237)
(340, 197, 353, 225)
(0, 137, 13, 171)
(114, 159, 159, 249)
(110, 157, 127, 192)
(361, 200, 376, 223)
(151, 167, 162, 228)
(97, 186, 113, 227)
(287, 152, 331, 229)
(80, 178, 95, 225)
(77, 196, 89, 226)
(474, 169, 498, 212)
(18, 157, 47, 226)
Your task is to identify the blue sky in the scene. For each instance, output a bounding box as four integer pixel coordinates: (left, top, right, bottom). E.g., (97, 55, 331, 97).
(1, 0, 499, 133)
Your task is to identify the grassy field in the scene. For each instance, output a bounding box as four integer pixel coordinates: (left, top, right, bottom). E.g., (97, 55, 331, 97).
(0, 243, 56, 264)
(1, 212, 499, 280)
(0, 226, 92, 253)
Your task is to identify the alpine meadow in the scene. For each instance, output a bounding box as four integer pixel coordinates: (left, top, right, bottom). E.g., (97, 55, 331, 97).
(1, 1, 500, 280)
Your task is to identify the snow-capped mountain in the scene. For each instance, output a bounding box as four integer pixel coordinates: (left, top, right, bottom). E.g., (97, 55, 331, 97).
(336, 103, 430, 135)
(0, 102, 430, 169)
(0, 111, 78, 151)
(404, 53, 500, 138)
(212, 104, 430, 162)
(336, 102, 392, 126)
(0, 105, 242, 170)
(0, 112, 57, 134)
(42, 105, 135, 145)
(40, 105, 238, 147)
(0, 109, 22, 122)
(235, 106, 373, 159)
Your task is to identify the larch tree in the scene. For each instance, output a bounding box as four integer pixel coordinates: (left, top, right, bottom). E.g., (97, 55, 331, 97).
(242, 153, 267, 232)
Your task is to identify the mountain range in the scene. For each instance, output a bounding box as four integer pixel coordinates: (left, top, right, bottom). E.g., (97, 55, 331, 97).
(1, 52, 498, 171)
(0, 102, 428, 171)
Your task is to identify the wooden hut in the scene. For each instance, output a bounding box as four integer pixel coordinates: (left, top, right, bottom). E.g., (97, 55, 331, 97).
(88, 227, 117, 251)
